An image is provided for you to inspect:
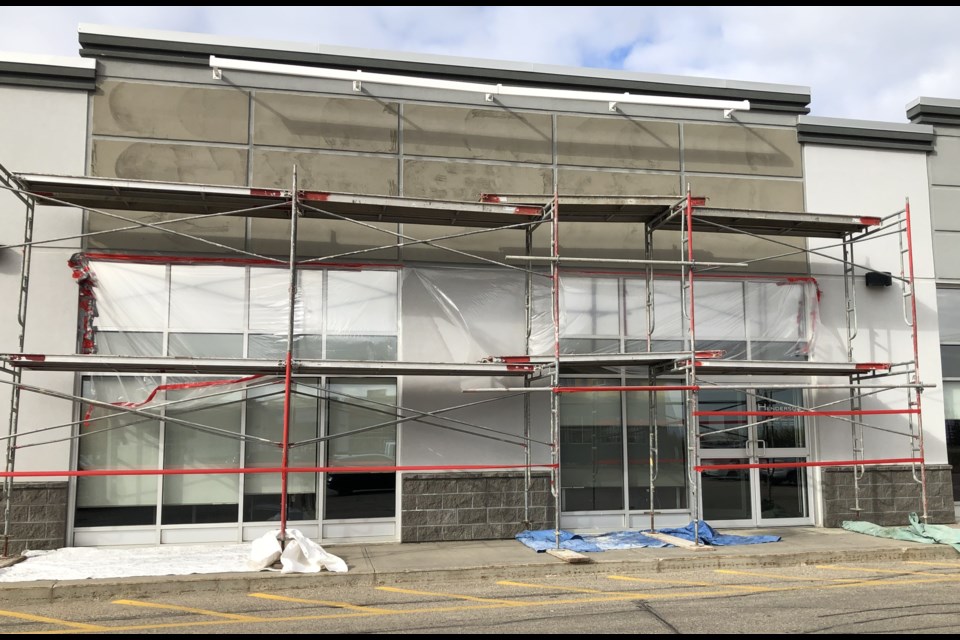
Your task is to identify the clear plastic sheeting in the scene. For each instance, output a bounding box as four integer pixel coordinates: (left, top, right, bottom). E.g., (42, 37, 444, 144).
(73, 256, 819, 364)
(72, 255, 399, 361)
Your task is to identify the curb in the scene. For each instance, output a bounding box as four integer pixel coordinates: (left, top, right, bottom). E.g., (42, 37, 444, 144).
(0, 543, 956, 604)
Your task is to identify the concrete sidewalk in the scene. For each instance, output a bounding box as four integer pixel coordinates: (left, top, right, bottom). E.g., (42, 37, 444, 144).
(1, 525, 958, 603)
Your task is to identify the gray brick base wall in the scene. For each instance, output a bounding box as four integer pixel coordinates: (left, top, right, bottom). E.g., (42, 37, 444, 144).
(822, 464, 955, 527)
(401, 472, 555, 542)
(0, 482, 68, 555)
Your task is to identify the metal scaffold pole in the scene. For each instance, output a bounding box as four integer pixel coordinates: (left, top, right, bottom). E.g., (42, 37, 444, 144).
(2, 195, 34, 557)
(680, 187, 702, 546)
(523, 225, 533, 528)
(550, 192, 561, 549)
(279, 166, 299, 544)
(901, 198, 929, 521)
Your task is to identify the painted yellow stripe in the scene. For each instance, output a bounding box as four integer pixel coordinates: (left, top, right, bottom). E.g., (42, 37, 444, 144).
(376, 585, 525, 606)
(906, 560, 960, 569)
(816, 564, 960, 579)
(112, 599, 266, 621)
(715, 568, 861, 583)
(0, 609, 108, 631)
(249, 592, 396, 613)
(607, 574, 772, 592)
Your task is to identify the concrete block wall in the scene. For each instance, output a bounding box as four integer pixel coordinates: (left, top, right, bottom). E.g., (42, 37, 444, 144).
(0, 483, 68, 555)
(821, 465, 954, 527)
(401, 472, 554, 542)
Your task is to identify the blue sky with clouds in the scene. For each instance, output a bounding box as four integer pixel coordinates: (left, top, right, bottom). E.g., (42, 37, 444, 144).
(3, 6, 959, 122)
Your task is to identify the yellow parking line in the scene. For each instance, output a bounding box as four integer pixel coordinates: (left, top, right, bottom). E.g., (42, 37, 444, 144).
(715, 569, 861, 583)
(608, 574, 772, 592)
(377, 585, 525, 606)
(906, 560, 960, 569)
(112, 599, 266, 621)
(249, 592, 396, 613)
(816, 564, 960, 579)
(0, 609, 108, 631)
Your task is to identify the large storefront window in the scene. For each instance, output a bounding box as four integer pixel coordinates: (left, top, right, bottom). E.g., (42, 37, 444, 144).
(937, 288, 960, 504)
(559, 378, 687, 513)
(546, 274, 814, 360)
(74, 258, 400, 531)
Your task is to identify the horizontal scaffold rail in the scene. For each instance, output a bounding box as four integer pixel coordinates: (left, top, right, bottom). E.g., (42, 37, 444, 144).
(696, 458, 922, 472)
(0, 354, 539, 376)
(0, 463, 559, 478)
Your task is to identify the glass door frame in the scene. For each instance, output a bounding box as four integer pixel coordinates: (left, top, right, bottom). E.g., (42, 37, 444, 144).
(698, 386, 813, 527)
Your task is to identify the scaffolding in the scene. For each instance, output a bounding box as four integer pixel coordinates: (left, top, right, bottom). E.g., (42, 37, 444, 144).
(0, 161, 930, 554)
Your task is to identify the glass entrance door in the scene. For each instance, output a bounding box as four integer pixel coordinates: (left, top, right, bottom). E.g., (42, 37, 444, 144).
(699, 388, 811, 526)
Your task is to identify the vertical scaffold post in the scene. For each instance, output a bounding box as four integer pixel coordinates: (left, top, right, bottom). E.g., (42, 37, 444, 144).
(523, 225, 533, 527)
(279, 166, 299, 545)
(2, 195, 34, 557)
(842, 231, 864, 514)
(901, 198, 929, 522)
(550, 192, 561, 548)
(648, 369, 658, 532)
(681, 187, 701, 546)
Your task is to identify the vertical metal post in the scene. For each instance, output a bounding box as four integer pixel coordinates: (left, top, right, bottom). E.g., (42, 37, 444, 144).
(550, 194, 561, 548)
(902, 198, 929, 521)
(523, 226, 533, 527)
(648, 370, 658, 532)
(681, 188, 702, 546)
(2, 198, 34, 557)
(645, 223, 655, 353)
(842, 232, 864, 514)
(279, 167, 299, 544)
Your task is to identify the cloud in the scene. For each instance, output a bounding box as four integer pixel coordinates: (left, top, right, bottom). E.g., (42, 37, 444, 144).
(2, 6, 960, 122)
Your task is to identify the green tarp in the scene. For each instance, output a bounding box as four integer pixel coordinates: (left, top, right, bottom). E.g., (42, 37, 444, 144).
(841, 513, 960, 552)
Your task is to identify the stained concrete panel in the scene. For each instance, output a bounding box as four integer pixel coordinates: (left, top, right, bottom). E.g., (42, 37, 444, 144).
(935, 232, 960, 279)
(253, 150, 398, 195)
(931, 186, 960, 232)
(85, 209, 246, 254)
(249, 217, 400, 260)
(683, 123, 802, 177)
(557, 115, 680, 170)
(403, 104, 552, 163)
(930, 135, 960, 186)
(91, 139, 248, 185)
(688, 176, 805, 212)
(92, 80, 249, 144)
(253, 91, 398, 153)
(403, 159, 552, 201)
(558, 168, 680, 196)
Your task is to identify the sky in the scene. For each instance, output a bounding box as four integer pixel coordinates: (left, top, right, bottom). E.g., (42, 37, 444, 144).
(2, 6, 959, 123)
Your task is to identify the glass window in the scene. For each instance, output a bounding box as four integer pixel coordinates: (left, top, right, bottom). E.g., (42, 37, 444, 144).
(325, 378, 397, 520)
(243, 380, 319, 522)
(625, 386, 686, 510)
(561, 277, 620, 337)
(945, 381, 960, 500)
(938, 288, 960, 343)
(75, 376, 160, 527)
(698, 389, 749, 449)
(559, 379, 624, 512)
(161, 379, 242, 525)
(249, 268, 323, 334)
(169, 265, 244, 331)
(327, 271, 398, 335)
(92, 262, 168, 330)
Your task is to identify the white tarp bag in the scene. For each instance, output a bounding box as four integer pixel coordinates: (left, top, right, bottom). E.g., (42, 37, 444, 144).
(248, 529, 348, 574)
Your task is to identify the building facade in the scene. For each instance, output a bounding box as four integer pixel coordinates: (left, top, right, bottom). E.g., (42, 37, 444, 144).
(0, 24, 956, 552)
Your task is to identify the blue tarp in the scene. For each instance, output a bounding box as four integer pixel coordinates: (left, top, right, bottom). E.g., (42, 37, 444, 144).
(516, 521, 781, 553)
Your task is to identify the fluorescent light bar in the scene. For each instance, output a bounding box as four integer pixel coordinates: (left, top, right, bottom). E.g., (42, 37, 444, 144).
(209, 55, 750, 117)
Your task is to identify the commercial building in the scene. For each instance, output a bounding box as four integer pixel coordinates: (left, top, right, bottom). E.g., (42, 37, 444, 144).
(0, 24, 955, 553)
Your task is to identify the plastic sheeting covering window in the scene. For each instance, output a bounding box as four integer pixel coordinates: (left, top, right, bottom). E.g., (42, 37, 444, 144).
(524, 272, 818, 359)
(73, 256, 399, 361)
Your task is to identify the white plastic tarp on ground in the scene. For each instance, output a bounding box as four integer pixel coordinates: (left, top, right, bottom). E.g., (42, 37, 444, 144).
(0, 529, 346, 582)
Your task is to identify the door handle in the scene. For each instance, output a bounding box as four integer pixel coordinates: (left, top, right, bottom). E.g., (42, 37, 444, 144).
(755, 439, 767, 458)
